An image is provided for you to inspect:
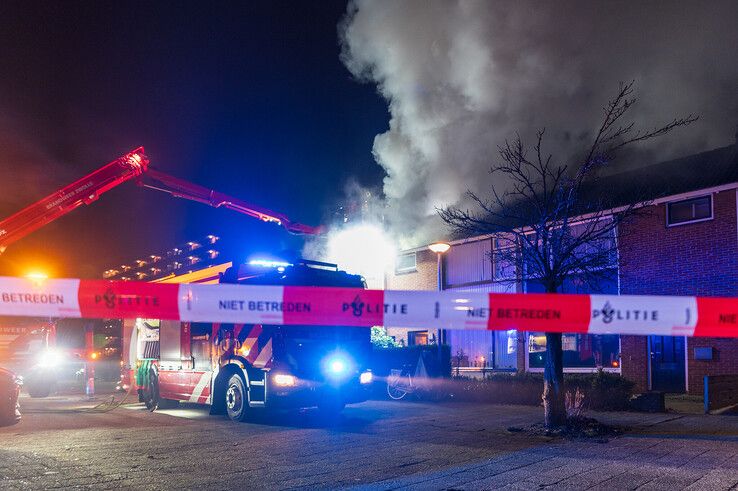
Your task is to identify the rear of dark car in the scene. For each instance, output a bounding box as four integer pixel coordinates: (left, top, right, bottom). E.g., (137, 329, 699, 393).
(0, 367, 22, 426)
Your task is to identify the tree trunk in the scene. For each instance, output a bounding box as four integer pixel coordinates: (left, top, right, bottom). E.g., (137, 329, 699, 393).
(543, 331, 566, 428)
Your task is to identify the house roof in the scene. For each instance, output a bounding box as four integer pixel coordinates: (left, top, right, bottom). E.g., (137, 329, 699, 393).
(589, 142, 738, 207)
(440, 141, 738, 245)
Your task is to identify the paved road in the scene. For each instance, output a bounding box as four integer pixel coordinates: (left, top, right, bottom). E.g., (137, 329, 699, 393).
(3, 392, 738, 490)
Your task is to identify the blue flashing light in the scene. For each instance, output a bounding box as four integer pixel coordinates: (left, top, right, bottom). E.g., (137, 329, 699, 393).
(329, 359, 346, 374)
(248, 259, 292, 269)
(322, 352, 354, 381)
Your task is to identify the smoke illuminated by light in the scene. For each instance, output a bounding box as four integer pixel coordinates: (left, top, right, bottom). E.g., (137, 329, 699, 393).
(326, 223, 395, 287)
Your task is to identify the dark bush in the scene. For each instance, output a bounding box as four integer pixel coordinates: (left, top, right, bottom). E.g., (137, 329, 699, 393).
(373, 368, 635, 412)
(441, 372, 543, 406)
(565, 369, 636, 411)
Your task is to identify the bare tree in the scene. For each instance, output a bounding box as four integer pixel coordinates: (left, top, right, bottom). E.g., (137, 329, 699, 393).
(439, 82, 697, 428)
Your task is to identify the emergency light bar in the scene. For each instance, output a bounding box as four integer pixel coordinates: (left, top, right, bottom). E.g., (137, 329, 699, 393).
(248, 259, 292, 268)
(1, 276, 738, 338)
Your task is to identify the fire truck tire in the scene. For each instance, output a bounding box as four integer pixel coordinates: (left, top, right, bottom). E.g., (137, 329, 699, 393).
(225, 373, 250, 422)
(26, 381, 52, 399)
(209, 369, 231, 415)
(143, 371, 179, 411)
(143, 371, 158, 411)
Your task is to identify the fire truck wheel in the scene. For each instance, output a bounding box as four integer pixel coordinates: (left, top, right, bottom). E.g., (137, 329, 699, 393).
(26, 379, 53, 398)
(225, 373, 250, 422)
(143, 371, 159, 411)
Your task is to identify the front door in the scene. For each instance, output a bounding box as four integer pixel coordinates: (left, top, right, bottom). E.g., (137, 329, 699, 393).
(650, 336, 686, 393)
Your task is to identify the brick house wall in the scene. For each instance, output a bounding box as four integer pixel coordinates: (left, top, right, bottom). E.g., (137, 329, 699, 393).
(619, 189, 738, 394)
(384, 248, 438, 344)
(384, 187, 738, 387)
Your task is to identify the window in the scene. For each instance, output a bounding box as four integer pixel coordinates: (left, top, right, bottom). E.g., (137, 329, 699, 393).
(190, 323, 211, 370)
(667, 195, 712, 226)
(520, 219, 617, 279)
(492, 237, 516, 281)
(528, 333, 620, 370)
(395, 252, 417, 273)
(525, 270, 619, 372)
(448, 330, 517, 371)
(492, 249, 516, 281)
(445, 240, 493, 286)
(408, 331, 428, 346)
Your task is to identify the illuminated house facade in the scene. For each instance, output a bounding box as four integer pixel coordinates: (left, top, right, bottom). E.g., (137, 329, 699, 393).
(387, 139, 738, 394)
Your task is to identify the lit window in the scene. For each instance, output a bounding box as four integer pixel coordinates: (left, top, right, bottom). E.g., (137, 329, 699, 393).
(408, 331, 428, 346)
(395, 252, 417, 273)
(528, 333, 620, 370)
(667, 195, 712, 226)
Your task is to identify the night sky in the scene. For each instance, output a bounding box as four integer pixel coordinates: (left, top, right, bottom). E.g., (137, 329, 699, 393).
(0, 1, 387, 278)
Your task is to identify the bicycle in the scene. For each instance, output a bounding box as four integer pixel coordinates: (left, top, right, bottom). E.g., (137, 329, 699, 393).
(386, 366, 416, 400)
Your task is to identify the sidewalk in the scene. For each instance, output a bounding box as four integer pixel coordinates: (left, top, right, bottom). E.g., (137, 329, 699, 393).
(352, 404, 738, 490)
(6, 391, 738, 490)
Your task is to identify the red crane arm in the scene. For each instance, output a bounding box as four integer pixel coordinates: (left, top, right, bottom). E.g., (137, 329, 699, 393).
(0, 147, 321, 253)
(138, 169, 322, 235)
(0, 148, 149, 253)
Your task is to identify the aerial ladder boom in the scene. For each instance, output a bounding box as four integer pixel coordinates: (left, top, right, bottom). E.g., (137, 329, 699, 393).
(0, 148, 149, 254)
(0, 147, 320, 254)
(139, 169, 321, 235)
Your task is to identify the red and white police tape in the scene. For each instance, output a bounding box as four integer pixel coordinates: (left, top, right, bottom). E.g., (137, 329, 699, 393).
(1, 276, 738, 337)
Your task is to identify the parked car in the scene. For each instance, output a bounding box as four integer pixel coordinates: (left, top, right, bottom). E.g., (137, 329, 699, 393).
(0, 367, 22, 426)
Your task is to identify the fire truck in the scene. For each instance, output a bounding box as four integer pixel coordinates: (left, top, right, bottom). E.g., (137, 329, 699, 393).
(125, 260, 373, 421)
(0, 319, 81, 397)
(0, 148, 326, 399)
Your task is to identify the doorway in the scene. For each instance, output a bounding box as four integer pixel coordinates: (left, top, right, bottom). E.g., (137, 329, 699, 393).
(649, 336, 686, 392)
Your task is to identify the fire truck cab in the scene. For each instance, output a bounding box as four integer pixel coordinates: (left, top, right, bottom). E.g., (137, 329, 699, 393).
(127, 260, 373, 421)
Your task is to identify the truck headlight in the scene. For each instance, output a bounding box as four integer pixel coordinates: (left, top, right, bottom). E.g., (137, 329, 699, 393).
(359, 371, 373, 384)
(37, 348, 64, 369)
(273, 373, 296, 387)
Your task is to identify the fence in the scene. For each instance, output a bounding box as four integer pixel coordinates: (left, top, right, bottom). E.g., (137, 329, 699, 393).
(703, 375, 738, 413)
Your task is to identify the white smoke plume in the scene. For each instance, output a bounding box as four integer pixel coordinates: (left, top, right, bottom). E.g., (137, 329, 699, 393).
(339, 0, 738, 247)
